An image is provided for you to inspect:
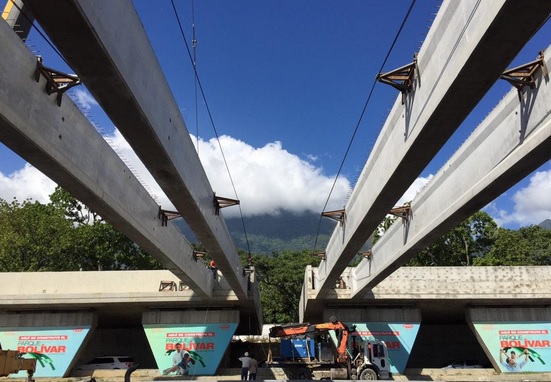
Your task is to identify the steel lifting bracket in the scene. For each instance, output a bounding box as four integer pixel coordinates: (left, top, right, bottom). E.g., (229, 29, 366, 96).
(377, 53, 418, 104)
(192, 250, 206, 262)
(34, 57, 81, 106)
(359, 250, 372, 260)
(321, 209, 345, 226)
(313, 252, 326, 260)
(390, 205, 411, 222)
(501, 51, 548, 101)
(213, 194, 239, 215)
(158, 207, 181, 227)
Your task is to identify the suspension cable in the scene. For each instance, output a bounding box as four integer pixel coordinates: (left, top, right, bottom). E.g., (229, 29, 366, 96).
(312, 0, 417, 253)
(7, 0, 71, 68)
(170, 0, 252, 255)
(191, 0, 199, 154)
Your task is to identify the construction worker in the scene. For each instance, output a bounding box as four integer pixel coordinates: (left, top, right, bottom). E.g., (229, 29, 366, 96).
(209, 260, 217, 280)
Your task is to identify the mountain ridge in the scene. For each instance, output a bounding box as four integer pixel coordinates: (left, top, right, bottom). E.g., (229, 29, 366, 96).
(539, 219, 551, 230)
(174, 211, 337, 254)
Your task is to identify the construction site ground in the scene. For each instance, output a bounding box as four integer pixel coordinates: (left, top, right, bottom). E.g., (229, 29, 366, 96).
(3, 368, 551, 382)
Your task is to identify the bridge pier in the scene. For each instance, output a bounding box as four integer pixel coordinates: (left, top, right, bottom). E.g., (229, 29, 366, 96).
(0, 312, 97, 377)
(321, 307, 421, 374)
(142, 310, 240, 376)
(468, 307, 551, 374)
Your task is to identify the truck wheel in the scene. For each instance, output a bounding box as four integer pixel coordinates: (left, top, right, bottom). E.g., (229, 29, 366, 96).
(293, 367, 312, 380)
(359, 368, 377, 380)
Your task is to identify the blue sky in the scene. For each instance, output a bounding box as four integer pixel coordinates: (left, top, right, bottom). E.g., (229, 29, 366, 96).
(1, 0, 551, 228)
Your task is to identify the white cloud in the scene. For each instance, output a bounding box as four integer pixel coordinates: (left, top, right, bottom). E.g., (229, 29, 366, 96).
(398, 175, 433, 206)
(491, 168, 551, 227)
(70, 89, 98, 110)
(106, 130, 173, 210)
(0, 130, 441, 220)
(4, 132, 547, 230)
(194, 135, 351, 217)
(0, 164, 56, 204)
(0, 131, 352, 217)
(107, 131, 352, 217)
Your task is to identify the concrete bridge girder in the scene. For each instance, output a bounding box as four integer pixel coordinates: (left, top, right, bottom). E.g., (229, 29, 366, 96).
(0, 270, 258, 334)
(349, 43, 551, 298)
(0, 19, 213, 298)
(314, 0, 551, 298)
(21, 0, 249, 301)
(301, 266, 551, 323)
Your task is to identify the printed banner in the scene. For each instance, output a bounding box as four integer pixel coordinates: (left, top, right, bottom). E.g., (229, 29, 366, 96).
(143, 323, 237, 376)
(348, 322, 420, 374)
(473, 323, 551, 372)
(0, 327, 90, 377)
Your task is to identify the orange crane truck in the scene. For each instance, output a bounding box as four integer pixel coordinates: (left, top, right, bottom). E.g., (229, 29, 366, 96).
(267, 319, 390, 380)
(0, 349, 36, 382)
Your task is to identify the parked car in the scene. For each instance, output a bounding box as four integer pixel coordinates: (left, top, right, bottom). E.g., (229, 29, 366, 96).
(76, 356, 137, 370)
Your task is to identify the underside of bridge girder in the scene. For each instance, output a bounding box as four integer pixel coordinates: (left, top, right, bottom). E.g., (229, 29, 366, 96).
(312, 0, 551, 301)
(22, 0, 251, 302)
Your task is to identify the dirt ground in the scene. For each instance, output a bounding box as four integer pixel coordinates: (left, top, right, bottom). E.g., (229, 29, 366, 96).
(3, 368, 551, 382)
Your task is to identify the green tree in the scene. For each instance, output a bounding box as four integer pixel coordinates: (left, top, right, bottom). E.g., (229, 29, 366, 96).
(0, 187, 161, 271)
(474, 225, 551, 266)
(0, 198, 76, 271)
(243, 250, 320, 323)
(373, 214, 398, 245)
(71, 222, 162, 270)
(50, 186, 95, 224)
(407, 211, 497, 266)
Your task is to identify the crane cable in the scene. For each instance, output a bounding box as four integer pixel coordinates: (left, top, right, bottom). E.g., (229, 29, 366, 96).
(312, 0, 417, 253)
(191, 0, 199, 154)
(169, 1, 253, 256)
(6, 0, 70, 67)
(185, 4, 211, 374)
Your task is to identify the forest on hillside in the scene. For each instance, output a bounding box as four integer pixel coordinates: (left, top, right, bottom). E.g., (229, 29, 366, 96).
(1, 187, 551, 322)
(175, 211, 338, 254)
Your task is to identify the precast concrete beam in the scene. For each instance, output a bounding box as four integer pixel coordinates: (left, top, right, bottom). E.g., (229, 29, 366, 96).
(467, 307, 551, 323)
(322, 307, 421, 323)
(142, 310, 240, 325)
(0, 21, 212, 298)
(0, 271, 259, 333)
(300, 266, 551, 322)
(349, 43, 551, 299)
(22, 0, 249, 299)
(0, 312, 97, 327)
(0, 271, 239, 308)
(314, 0, 551, 297)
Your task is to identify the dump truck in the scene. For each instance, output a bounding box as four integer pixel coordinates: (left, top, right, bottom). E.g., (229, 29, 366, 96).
(267, 319, 390, 380)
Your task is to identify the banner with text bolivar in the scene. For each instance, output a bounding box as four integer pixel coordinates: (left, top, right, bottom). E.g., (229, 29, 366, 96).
(0, 327, 90, 377)
(348, 322, 420, 374)
(143, 323, 238, 376)
(473, 322, 551, 373)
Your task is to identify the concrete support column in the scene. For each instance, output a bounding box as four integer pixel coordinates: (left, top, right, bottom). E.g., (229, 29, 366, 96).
(322, 307, 421, 374)
(468, 307, 551, 373)
(142, 310, 240, 376)
(0, 312, 97, 377)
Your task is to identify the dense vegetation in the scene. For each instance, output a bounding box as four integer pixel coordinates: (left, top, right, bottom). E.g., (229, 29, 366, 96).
(242, 250, 322, 324)
(0, 187, 161, 271)
(1, 188, 550, 322)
